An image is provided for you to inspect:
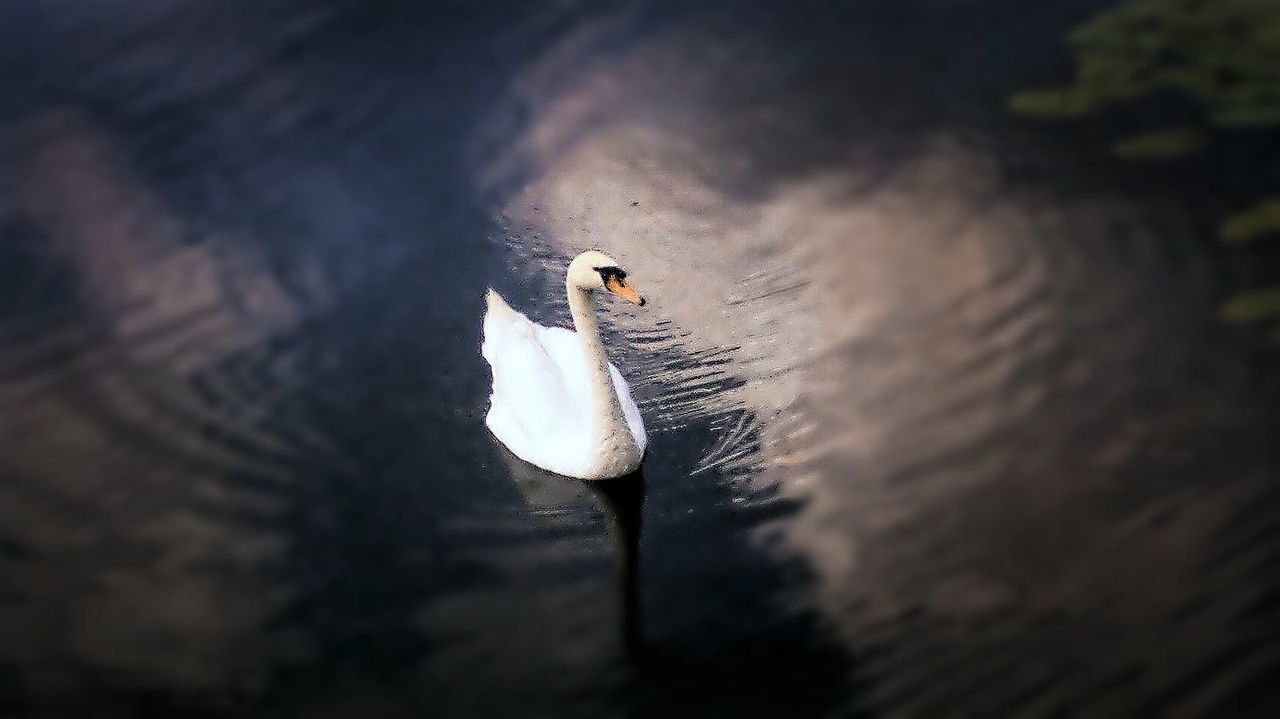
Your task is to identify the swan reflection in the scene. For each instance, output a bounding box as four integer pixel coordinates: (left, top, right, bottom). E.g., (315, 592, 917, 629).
(582, 472, 645, 655)
(498, 443, 646, 654)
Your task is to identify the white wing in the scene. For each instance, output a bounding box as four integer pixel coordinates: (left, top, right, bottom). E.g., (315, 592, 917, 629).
(481, 289, 646, 475)
(610, 363, 647, 453)
(535, 324, 646, 454)
(481, 291, 587, 463)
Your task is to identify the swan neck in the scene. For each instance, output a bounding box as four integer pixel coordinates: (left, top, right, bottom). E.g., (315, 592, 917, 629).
(567, 285, 628, 434)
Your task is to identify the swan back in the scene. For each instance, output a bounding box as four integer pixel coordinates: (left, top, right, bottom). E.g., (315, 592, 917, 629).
(482, 288, 646, 479)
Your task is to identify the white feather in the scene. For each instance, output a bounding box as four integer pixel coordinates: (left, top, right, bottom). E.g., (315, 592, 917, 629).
(482, 278, 647, 480)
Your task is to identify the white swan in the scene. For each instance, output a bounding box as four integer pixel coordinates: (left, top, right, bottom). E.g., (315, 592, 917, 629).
(482, 250, 648, 480)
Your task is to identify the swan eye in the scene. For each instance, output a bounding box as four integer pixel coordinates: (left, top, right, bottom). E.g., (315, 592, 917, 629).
(594, 266, 626, 284)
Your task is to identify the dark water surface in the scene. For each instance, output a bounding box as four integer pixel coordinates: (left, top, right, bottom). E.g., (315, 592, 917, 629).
(2, 1, 1279, 717)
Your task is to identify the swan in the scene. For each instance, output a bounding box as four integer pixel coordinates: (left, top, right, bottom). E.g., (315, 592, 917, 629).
(482, 249, 648, 480)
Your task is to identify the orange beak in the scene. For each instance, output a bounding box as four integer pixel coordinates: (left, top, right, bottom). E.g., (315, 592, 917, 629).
(605, 275, 646, 306)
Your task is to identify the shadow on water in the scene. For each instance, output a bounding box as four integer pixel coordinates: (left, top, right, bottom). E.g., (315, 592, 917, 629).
(584, 475, 645, 654)
(495, 449, 649, 659)
(496, 441, 862, 719)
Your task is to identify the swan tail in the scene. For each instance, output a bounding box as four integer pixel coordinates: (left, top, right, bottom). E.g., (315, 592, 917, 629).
(482, 289, 533, 366)
(485, 288, 522, 321)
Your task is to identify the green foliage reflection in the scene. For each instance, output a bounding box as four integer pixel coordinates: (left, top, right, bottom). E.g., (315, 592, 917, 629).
(1011, 0, 1280, 343)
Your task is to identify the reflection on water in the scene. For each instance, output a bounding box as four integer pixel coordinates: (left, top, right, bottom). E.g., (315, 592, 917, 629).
(1010, 0, 1280, 346)
(2, 0, 1279, 717)
(501, 453, 645, 655)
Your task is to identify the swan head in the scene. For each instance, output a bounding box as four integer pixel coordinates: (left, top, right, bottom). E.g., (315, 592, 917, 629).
(567, 250, 646, 306)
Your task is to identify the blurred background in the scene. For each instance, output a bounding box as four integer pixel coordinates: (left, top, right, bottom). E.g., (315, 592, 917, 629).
(2, 1, 1279, 716)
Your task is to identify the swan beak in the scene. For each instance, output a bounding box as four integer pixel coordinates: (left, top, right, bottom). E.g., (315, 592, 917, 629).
(606, 276, 646, 306)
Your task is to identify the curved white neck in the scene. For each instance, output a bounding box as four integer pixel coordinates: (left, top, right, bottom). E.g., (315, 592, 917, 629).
(567, 284, 630, 447)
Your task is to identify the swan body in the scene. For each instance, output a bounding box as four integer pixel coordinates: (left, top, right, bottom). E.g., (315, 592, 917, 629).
(482, 250, 647, 480)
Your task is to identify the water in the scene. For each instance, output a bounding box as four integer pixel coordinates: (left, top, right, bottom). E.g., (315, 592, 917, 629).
(2, 1, 1279, 717)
